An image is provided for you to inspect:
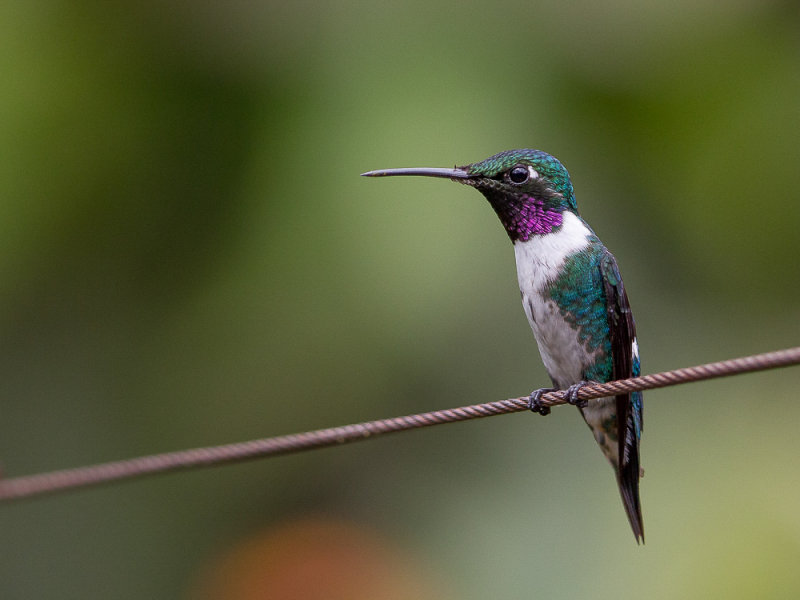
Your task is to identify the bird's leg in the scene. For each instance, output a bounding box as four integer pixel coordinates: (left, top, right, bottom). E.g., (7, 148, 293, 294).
(564, 381, 590, 408)
(527, 387, 557, 416)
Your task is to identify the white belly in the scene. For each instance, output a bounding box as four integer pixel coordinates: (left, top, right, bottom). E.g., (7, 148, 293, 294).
(521, 294, 594, 387)
(513, 212, 593, 388)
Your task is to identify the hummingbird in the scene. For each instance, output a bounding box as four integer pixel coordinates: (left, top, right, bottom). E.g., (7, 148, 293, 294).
(362, 149, 644, 542)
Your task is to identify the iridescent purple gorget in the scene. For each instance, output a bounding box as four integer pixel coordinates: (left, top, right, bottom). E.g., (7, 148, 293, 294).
(501, 195, 563, 242)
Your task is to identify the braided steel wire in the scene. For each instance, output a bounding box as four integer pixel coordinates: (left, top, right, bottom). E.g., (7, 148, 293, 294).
(1, 346, 799, 501)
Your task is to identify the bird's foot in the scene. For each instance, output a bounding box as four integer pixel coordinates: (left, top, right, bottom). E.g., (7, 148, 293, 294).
(565, 381, 590, 408)
(527, 387, 557, 416)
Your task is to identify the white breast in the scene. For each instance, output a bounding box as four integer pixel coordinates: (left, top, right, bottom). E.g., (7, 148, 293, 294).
(514, 212, 593, 387)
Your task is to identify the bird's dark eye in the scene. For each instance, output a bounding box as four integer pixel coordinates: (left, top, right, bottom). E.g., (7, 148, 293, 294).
(508, 165, 530, 184)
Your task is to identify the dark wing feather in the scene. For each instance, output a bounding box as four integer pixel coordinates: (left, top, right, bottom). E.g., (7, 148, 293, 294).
(600, 250, 644, 543)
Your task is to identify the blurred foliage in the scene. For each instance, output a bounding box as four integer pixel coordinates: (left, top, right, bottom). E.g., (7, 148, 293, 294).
(187, 516, 449, 600)
(0, 1, 798, 598)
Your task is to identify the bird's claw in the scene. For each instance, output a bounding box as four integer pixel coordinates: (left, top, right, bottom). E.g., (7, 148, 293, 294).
(527, 387, 556, 416)
(565, 381, 590, 408)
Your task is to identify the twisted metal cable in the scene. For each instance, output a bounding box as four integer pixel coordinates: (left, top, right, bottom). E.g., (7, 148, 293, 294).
(1, 346, 799, 502)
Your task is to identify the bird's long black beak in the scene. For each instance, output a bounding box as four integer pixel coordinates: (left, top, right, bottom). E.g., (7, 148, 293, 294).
(361, 167, 470, 179)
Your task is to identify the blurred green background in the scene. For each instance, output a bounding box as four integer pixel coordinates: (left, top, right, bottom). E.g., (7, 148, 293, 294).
(1, 1, 799, 598)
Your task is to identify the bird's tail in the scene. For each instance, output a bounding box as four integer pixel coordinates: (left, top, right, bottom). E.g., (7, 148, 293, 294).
(616, 443, 644, 544)
(580, 395, 644, 543)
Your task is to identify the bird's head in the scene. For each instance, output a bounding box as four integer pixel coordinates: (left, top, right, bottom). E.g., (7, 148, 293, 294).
(363, 149, 578, 242)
